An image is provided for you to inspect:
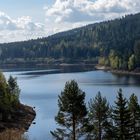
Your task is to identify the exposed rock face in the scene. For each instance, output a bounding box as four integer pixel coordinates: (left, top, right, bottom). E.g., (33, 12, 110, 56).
(0, 103, 36, 133)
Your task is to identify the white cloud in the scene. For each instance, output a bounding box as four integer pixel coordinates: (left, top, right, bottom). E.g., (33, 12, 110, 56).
(44, 0, 140, 34)
(0, 12, 17, 30)
(0, 12, 46, 43)
(0, 0, 140, 43)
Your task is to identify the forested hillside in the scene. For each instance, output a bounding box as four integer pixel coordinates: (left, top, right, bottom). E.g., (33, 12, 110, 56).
(0, 13, 140, 70)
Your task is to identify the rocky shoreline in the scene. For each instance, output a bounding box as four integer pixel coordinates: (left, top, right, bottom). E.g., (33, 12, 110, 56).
(110, 70, 140, 76)
(95, 65, 140, 76)
(0, 103, 36, 133)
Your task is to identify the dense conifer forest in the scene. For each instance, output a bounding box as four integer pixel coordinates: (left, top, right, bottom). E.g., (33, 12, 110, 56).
(0, 13, 140, 70)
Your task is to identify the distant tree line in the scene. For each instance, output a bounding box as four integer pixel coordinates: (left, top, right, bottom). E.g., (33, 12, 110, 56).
(0, 72, 20, 121)
(0, 13, 140, 70)
(51, 80, 140, 140)
(98, 40, 140, 71)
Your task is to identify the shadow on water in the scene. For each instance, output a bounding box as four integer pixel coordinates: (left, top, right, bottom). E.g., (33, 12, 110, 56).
(1, 65, 95, 75)
(19, 65, 95, 76)
(0, 129, 28, 140)
(111, 73, 140, 86)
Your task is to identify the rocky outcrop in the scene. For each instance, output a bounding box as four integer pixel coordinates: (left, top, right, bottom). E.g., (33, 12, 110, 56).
(0, 103, 36, 133)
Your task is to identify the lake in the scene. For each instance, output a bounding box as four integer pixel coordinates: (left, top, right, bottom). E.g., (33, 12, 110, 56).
(2, 65, 140, 140)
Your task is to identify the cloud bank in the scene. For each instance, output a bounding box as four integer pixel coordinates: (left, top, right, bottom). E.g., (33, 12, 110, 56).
(0, 12, 46, 43)
(45, 0, 140, 33)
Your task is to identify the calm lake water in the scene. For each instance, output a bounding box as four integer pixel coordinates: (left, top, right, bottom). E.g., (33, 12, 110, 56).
(2, 65, 140, 140)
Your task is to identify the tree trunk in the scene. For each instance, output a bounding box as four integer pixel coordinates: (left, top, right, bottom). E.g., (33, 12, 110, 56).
(98, 121, 101, 140)
(72, 113, 76, 140)
(133, 115, 136, 140)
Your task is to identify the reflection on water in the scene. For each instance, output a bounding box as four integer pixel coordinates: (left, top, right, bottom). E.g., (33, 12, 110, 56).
(0, 129, 28, 140)
(1, 65, 95, 74)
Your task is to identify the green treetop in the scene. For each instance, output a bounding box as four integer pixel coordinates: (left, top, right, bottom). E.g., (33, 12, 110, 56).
(128, 94, 140, 140)
(87, 92, 113, 140)
(112, 89, 132, 140)
(51, 80, 87, 140)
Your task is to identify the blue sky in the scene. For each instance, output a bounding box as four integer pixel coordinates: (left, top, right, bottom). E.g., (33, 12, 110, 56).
(0, 0, 140, 43)
(0, 0, 54, 22)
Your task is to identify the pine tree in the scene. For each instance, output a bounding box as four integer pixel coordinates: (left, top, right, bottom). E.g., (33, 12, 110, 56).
(0, 71, 10, 111)
(87, 92, 112, 140)
(0, 72, 21, 121)
(8, 76, 20, 106)
(128, 94, 140, 140)
(112, 89, 132, 140)
(51, 80, 87, 140)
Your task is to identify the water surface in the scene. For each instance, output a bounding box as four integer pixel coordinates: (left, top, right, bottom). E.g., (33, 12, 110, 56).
(3, 66, 140, 140)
